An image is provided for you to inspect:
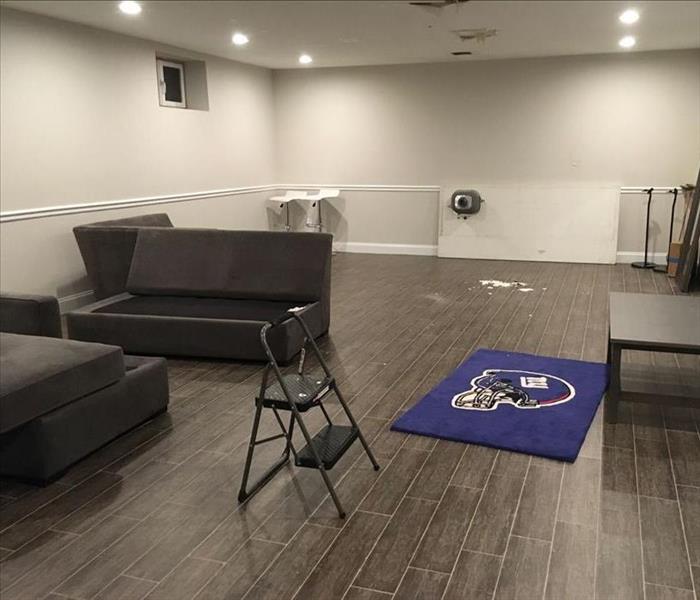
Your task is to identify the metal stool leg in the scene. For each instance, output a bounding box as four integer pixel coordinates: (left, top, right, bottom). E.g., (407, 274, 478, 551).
(333, 383, 380, 471)
(289, 403, 346, 518)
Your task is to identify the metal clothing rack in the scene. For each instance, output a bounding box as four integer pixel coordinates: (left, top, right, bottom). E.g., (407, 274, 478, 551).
(631, 188, 657, 269)
(621, 186, 681, 271)
(238, 303, 380, 518)
(654, 187, 679, 274)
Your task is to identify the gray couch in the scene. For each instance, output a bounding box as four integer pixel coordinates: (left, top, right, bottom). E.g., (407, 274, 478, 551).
(67, 228, 332, 362)
(0, 294, 169, 483)
(74, 213, 174, 300)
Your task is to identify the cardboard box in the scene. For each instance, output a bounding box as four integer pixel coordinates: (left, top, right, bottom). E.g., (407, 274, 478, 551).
(668, 241, 682, 277)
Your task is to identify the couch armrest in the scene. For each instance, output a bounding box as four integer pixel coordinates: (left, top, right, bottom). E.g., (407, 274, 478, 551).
(0, 293, 62, 338)
(73, 213, 174, 300)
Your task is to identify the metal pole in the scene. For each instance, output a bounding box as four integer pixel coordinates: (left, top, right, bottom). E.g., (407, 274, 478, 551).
(654, 188, 678, 274)
(631, 188, 656, 269)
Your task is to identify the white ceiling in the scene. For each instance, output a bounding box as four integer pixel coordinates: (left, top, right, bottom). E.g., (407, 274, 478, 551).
(2, 0, 699, 69)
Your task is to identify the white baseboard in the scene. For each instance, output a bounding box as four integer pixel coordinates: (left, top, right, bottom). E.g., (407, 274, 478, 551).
(333, 242, 438, 256)
(616, 251, 667, 264)
(335, 244, 661, 262)
(58, 289, 94, 312)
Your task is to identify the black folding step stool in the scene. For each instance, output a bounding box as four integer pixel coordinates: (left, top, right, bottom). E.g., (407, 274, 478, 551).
(237, 303, 380, 518)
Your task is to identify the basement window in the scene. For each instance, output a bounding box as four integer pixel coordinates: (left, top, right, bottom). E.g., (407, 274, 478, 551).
(157, 59, 187, 108)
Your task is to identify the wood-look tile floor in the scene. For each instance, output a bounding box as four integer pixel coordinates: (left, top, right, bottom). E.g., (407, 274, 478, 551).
(1, 255, 699, 600)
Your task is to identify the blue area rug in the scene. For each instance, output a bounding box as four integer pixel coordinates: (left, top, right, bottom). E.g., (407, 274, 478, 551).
(391, 349, 608, 462)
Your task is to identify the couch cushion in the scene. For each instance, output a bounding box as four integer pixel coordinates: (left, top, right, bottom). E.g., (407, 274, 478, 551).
(0, 293, 62, 338)
(73, 214, 174, 300)
(94, 295, 301, 321)
(0, 333, 124, 434)
(126, 228, 332, 302)
(67, 296, 325, 362)
(74, 213, 173, 229)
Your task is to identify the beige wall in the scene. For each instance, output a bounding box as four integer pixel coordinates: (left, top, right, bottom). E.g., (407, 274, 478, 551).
(1, 7, 699, 302)
(0, 8, 277, 299)
(274, 50, 700, 255)
(0, 8, 276, 208)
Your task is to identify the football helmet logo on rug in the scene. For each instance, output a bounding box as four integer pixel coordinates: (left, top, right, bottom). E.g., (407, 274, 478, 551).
(452, 369, 575, 411)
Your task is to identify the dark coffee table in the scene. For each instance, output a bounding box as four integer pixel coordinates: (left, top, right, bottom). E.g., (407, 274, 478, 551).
(607, 292, 700, 421)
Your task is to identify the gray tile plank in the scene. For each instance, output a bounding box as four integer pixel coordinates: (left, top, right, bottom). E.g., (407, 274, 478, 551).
(354, 498, 435, 593)
(544, 521, 596, 600)
(2, 514, 137, 600)
(54, 459, 177, 534)
(0, 471, 120, 550)
(190, 469, 291, 562)
(639, 496, 694, 590)
(603, 400, 635, 449)
(295, 510, 389, 599)
(677, 485, 700, 567)
(633, 404, 667, 442)
(601, 445, 637, 497)
(644, 583, 696, 600)
(406, 441, 465, 502)
(125, 499, 233, 581)
(596, 492, 644, 600)
(57, 502, 192, 599)
(194, 539, 283, 600)
(0, 528, 78, 590)
(116, 450, 225, 520)
(244, 524, 338, 600)
(557, 456, 601, 527)
(491, 451, 530, 479)
(667, 430, 700, 487)
(511, 464, 562, 541)
(450, 444, 498, 489)
(344, 586, 393, 600)
(95, 575, 158, 600)
(393, 567, 449, 600)
(359, 448, 429, 515)
(411, 485, 480, 573)
(635, 437, 676, 500)
(596, 446, 644, 600)
(463, 474, 523, 556)
(442, 550, 502, 600)
(493, 535, 551, 600)
(145, 557, 223, 600)
(0, 483, 71, 531)
(579, 403, 604, 459)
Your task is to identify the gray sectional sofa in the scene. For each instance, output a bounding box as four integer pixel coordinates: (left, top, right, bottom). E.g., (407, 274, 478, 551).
(0, 294, 169, 483)
(73, 213, 174, 300)
(67, 228, 332, 362)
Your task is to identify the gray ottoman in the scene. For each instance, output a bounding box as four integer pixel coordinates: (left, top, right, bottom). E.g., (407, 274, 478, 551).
(0, 293, 169, 483)
(0, 354, 168, 482)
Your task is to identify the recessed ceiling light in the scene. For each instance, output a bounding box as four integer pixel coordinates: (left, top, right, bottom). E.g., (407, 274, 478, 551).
(619, 9, 640, 24)
(619, 35, 636, 49)
(232, 32, 249, 46)
(118, 1, 141, 15)
(298, 54, 313, 65)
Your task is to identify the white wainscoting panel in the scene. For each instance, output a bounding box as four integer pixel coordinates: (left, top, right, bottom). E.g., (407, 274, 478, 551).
(438, 184, 621, 264)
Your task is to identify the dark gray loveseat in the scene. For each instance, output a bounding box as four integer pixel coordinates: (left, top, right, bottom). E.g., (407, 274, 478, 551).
(67, 228, 332, 362)
(0, 294, 169, 482)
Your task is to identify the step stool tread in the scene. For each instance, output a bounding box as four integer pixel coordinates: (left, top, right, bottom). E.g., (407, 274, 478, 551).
(296, 424, 358, 470)
(259, 373, 332, 409)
